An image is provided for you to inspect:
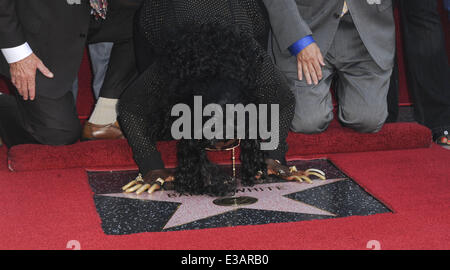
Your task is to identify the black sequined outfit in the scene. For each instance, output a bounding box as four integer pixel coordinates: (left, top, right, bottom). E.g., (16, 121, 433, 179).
(118, 0, 295, 175)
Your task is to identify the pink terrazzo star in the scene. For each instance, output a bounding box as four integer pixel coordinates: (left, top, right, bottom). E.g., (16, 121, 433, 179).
(101, 178, 345, 229)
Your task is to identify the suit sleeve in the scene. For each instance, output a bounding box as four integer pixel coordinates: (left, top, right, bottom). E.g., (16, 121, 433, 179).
(262, 0, 312, 52)
(0, 0, 27, 48)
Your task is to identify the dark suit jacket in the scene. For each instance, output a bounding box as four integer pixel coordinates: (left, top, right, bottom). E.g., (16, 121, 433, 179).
(88, 0, 143, 44)
(0, 0, 91, 98)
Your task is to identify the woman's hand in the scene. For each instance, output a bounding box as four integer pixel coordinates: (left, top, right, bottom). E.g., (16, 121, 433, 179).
(122, 169, 175, 195)
(265, 159, 326, 183)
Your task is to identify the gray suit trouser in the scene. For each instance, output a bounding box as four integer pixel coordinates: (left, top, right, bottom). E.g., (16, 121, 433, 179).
(281, 14, 392, 134)
(71, 42, 114, 102)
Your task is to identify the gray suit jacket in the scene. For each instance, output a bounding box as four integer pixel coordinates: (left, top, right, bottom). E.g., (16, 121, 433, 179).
(263, 0, 395, 72)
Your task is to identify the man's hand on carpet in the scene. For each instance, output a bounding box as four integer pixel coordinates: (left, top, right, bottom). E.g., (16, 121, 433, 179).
(122, 169, 175, 195)
(266, 159, 326, 183)
(10, 53, 54, 101)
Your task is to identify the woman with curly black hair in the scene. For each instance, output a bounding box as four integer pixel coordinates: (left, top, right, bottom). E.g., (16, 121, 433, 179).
(118, 0, 323, 197)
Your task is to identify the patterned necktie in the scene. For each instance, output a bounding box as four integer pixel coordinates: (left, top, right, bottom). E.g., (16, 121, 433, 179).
(90, 0, 108, 19)
(340, 1, 349, 17)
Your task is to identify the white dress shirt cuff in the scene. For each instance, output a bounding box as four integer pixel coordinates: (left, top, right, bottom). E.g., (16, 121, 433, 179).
(1, 42, 33, 64)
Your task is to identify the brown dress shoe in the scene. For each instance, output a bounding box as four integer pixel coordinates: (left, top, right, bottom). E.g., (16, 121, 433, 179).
(82, 121, 125, 141)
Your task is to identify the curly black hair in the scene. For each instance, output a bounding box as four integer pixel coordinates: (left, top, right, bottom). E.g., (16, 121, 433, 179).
(146, 23, 268, 196)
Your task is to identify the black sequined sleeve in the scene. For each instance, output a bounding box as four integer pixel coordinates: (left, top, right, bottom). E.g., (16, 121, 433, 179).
(254, 44, 295, 164)
(118, 63, 168, 175)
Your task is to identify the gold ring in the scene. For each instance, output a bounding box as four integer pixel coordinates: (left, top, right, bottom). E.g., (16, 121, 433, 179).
(136, 173, 145, 182)
(156, 178, 165, 186)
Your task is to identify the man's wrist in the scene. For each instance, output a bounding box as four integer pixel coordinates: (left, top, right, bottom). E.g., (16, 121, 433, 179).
(1, 42, 33, 64)
(288, 35, 315, 56)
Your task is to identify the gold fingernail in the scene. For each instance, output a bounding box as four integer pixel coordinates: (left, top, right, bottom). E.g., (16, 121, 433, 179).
(306, 172, 326, 180)
(301, 176, 313, 184)
(148, 184, 160, 194)
(126, 184, 142, 193)
(122, 180, 137, 191)
(136, 184, 151, 195)
(305, 168, 326, 176)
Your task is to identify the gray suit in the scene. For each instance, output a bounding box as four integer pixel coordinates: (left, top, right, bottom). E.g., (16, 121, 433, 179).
(263, 0, 395, 133)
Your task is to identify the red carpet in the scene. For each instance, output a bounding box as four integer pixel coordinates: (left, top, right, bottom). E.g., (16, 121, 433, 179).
(7, 121, 431, 172)
(0, 144, 448, 250)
